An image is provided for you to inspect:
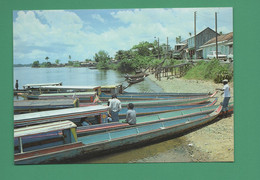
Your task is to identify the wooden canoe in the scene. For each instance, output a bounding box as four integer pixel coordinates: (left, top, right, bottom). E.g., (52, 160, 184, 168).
(14, 105, 224, 164)
(14, 99, 80, 114)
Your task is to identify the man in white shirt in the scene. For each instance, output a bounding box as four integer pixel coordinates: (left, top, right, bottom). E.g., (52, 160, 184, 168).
(216, 79, 231, 117)
(108, 94, 122, 122)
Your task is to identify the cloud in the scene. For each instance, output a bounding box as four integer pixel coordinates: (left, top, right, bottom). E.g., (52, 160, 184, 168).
(91, 14, 105, 23)
(13, 8, 233, 64)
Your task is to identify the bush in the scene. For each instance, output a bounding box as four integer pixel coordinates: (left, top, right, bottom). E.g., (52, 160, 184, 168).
(184, 59, 233, 83)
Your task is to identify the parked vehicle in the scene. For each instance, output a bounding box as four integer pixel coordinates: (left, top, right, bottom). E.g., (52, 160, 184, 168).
(207, 51, 227, 60)
(227, 54, 233, 62)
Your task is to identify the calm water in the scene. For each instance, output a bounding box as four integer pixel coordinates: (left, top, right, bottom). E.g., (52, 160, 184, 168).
(13, 67, 163, 93)
(13, 67, 193, 163)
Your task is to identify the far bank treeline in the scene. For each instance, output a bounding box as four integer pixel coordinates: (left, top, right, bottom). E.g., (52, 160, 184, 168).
(32, 41, 163, 72)
(31, 40, 233, 83)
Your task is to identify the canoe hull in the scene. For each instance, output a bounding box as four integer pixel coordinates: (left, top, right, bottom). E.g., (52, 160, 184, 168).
(15, 106, 222, 164)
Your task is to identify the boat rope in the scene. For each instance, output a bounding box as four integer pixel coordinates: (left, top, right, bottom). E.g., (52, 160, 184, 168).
(108, 133, 112, 141)
(136, 128, 140, 134)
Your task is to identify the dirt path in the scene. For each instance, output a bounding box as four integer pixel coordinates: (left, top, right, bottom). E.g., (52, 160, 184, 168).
(148, 75, 234, 162)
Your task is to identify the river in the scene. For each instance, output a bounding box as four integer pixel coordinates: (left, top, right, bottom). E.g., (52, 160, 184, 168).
(13, 67, 193, 163)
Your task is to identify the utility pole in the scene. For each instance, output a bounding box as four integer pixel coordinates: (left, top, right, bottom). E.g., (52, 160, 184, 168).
(194, 11, 197, 60)
(215, 12, 218, 59)
(158, 37, 160, 60)
(166, 37, 168, 58)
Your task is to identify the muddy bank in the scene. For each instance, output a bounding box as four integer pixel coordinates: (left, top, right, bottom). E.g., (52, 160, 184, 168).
(147, 75, 234, 162)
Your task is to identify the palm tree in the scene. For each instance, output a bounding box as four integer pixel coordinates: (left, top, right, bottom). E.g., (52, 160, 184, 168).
(45, 56, 49, 62)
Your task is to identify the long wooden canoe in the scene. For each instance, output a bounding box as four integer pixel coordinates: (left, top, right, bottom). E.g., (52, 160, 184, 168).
(24, 92, 96, 102)
(122, 91, 212, 97)
(77, 101, 233, 136)
(14, 105, 109, 128)
(14, 99, 80, 114)
(110, 92, 216, 108)
(99, 91, 215, 101)
(14, 105, 223, 164)
(116, 97, 218, 119)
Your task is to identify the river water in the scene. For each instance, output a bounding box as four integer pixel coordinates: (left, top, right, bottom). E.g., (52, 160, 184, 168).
(13, 67, 193, 163)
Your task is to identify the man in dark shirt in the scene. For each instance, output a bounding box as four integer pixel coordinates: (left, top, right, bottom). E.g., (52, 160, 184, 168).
(125, 103, 136, 125)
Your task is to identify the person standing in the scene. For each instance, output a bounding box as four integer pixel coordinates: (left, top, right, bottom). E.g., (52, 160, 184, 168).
(125, 103, 136, 125)
(108, 94, 122, 122)
(216, 79, 231, 117)
(15, 80, 19, 91)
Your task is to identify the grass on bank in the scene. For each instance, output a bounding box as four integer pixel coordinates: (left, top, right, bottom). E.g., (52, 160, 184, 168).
(184, 59, 233, 83)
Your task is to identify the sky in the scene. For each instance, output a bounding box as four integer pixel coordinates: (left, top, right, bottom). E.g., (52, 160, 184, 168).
(13, 8, 233, 64)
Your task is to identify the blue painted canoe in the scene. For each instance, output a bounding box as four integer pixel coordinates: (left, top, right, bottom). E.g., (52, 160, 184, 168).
(117, 98, 218, 119)
(99, 91, 215, 101)
(25, 92, 97, 102)
(14, 105, 109, 128)
(122, 91, 212, 97)
(14, 100, 223, 150)
(14, 99, 80, 114)
(14, 105, 224, 164)
(102, 92, 216, 109)
(77, 101, 233, 136)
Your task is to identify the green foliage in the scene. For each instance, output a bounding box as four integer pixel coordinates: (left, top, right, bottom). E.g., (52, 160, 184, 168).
(117, 59, 135, 72)
(67, 61, 74, 66)
(184, 59, 233, 83)
(55, 59, 60, 64)
(85, 58, 92, 62)
(94, 50, 110, 63)
(115, 50, 135, 61)
(32, 61, 40, 68)
(73, 61, 80, 67)
(94, 50, 111, 69)
(131, 41, 154, 56)
(40, 62, 52, 67)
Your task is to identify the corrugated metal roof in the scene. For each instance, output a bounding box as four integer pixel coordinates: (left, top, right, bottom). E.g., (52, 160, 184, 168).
(203, 32, 233, 45)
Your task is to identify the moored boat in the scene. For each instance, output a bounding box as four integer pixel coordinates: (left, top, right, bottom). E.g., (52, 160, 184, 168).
(122, 91, 212, 97)
(14, 99, 80, 114)
(24, 92, 96, 102)
(14, 105, 109, 128)
(77, 101, 233, 136)
(109, 92, 216, 108)
(124, 73, 149, 79)
(127, 77, 144, 84)
(14, 105, 224, 164)
(99, 91, 215, 101)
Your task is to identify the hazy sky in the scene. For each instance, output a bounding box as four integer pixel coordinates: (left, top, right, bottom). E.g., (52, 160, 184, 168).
(13, 8, 233, 64)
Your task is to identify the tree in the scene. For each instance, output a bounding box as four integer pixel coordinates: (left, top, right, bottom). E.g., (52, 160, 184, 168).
(67, 61, 74, 66)
(131, 41, 154, 56)
(32, 61, 40, 68)
(45, 56, 49, 62)
(94, 50, 110, 63)
(55, 59, 60, 64)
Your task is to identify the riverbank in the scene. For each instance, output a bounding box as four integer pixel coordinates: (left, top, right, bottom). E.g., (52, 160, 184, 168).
(147, 75, 234, 162)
